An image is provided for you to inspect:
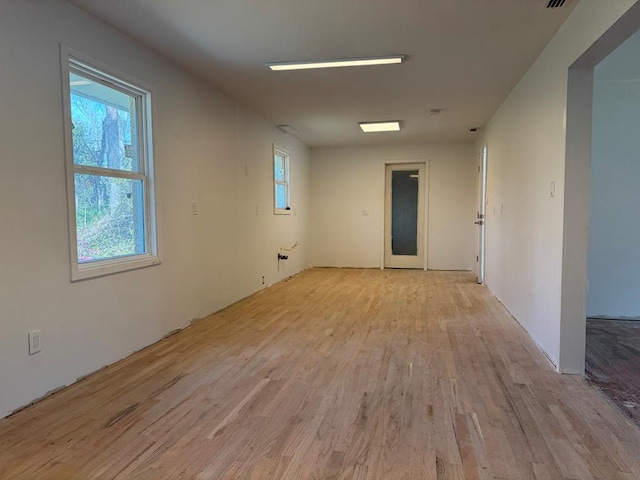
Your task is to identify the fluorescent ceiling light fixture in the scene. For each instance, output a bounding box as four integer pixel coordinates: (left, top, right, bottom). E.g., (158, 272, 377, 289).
(359, 121, 401, 133)
(267, 55, 404, 71)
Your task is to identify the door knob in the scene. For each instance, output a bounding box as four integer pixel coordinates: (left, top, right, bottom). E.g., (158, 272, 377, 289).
(474, 220, 484, 225)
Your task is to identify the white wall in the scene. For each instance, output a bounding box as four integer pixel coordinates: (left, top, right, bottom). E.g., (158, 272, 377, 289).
(0, 0, 310, 418)
(310, 144, 476, 270)
(476, 0, 638, 370)
(588, 31, 640, 319)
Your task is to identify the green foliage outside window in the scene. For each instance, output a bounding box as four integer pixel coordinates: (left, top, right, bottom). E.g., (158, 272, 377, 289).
(70, 83, 144, 263)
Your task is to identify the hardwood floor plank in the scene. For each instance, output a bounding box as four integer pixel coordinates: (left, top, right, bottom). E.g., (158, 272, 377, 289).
(1, 269, 640, 479)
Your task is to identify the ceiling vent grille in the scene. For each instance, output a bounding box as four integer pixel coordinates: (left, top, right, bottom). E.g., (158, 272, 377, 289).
(545, 0, 567, 8)
(277, 125, 299, 136)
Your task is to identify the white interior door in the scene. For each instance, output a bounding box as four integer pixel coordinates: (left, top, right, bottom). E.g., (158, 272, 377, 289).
(384, 163, 426, 269)
(476, 146, 488, 283)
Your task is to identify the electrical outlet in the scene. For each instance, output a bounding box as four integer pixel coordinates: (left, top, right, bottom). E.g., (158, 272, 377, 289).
(256, 206, 260, 216)
(192, 202, 199, 215)
(28, 330, 41, 355)
(261, 275, 265, 285)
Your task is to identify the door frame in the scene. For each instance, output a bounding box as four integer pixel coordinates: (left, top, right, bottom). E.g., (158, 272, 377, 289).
(560, 3, 640, 374)
(476, 145, 488, 284)
(381, 160, 429, 270)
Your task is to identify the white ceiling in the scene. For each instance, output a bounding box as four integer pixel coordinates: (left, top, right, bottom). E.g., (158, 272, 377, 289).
(70, 0, 576, 147)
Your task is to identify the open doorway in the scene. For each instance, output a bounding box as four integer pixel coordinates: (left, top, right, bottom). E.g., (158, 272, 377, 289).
(560, 2, 640, 375)
(584, 30, 640, 425)
(561, 2, 640, 422)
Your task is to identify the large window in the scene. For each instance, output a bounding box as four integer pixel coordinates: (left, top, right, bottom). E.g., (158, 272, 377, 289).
(273, 146, 291, 214)
(62, 51, 158, 280)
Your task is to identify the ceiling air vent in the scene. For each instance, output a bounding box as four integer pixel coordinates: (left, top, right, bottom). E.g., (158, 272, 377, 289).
(545, 0, 568, 8)
(277, 125, 299, 136)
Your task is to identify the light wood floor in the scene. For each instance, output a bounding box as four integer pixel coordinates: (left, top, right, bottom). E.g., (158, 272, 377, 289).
(2, 269, 640, 480)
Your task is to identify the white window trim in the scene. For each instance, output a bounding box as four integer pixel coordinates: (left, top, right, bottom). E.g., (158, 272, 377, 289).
(273, 145, 291, 215)
(60, 45, 160, 281)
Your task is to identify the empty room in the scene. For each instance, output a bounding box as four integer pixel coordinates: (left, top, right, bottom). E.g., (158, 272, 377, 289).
(2, 0, 640, 479)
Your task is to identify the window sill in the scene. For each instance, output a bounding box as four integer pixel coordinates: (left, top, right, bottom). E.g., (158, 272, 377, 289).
(71, 254, 161, 281)
(274, 208, 292, 215)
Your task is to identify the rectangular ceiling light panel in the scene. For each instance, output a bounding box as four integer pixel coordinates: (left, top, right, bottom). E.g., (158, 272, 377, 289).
(268, 55, 404, 71)
(359, 121, 401, 133)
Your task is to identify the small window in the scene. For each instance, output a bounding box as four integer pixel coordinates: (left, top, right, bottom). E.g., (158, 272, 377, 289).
(273, 146, 291, 214)
(62, 51, 159, 280)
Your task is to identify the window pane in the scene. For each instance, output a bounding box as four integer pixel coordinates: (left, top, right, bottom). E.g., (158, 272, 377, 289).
(70, 71, 139, 172)
(275, 183, 287, 209)
(75, 174, 145, 263)
(391, 170, 419, 256)
(274, 153, 285, 181)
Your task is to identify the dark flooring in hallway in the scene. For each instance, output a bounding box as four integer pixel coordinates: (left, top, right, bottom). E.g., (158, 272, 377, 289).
(586, 318, 640, 426)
